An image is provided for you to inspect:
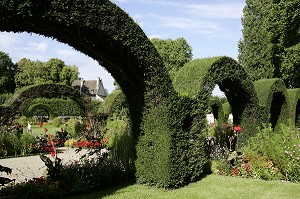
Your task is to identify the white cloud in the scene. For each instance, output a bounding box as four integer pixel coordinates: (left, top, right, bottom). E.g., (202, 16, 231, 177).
(55, 49, 77, 57)
(185, 3, 244, 19)
(0, 32, 20, 48)
(28, 42, 48, 52)
(147, 13, 220, 34)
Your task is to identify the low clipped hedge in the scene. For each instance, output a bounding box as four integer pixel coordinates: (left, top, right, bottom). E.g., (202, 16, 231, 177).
(254, 79, 290, 130)
(287, 88, 300, 126)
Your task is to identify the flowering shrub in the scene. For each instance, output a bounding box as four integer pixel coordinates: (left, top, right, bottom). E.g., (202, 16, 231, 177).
(245, 123, 300, 182)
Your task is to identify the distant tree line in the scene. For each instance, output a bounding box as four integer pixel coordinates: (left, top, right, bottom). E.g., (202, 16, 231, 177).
(239, 0, 300, 88)
(0, 51, 79, 94)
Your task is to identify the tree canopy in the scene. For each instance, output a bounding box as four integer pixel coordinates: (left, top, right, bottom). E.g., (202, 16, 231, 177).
(0, 51, 16, 93)
(151, 37, 192, 79)
(15, 58, 79, 87)
(239, 0, 300, 88)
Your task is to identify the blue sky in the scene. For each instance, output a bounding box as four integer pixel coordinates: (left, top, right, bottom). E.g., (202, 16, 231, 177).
(0, 0, 245, 94)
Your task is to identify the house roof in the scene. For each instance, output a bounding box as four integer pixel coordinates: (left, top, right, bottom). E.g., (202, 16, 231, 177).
(72, 78, 108, 98)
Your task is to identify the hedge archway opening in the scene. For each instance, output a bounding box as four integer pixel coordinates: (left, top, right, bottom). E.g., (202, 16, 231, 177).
(270, 92, 285, 129)
(27, 103, 52, 119)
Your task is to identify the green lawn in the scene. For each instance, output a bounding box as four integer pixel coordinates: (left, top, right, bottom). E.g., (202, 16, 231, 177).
(23, 123, 61, 137)
(64, 174, 300, 199)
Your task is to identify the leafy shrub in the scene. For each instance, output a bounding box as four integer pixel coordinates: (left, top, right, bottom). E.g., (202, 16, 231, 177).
(64, 139, 76, 147)
(52, 117, 62, 127)
(0, 126, 21, 157)
(18, 116, 28, 126)
(106, 118, 135, 178)
(66, 118, 83, 138)
(20, 133, 37, 155)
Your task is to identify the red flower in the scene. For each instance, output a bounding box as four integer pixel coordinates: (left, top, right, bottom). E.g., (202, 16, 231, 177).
(51, 151, 56, 158)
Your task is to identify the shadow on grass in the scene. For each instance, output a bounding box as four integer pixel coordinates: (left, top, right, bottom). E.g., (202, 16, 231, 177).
(63, 180, 136, 199)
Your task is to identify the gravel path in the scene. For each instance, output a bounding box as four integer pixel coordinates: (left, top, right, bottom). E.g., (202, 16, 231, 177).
(0, 147, 87, 184)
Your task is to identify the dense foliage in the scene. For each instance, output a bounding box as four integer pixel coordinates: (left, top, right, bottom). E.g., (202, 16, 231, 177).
(15, 58, 79, 88)
(239, 0, 300, 88)
(0, 51, 16, 93)
(151, 37, 193, 79)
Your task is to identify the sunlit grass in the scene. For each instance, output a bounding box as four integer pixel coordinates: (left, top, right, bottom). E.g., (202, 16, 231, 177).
(23, 123, 62, 137)
(65, 174, 300, 199)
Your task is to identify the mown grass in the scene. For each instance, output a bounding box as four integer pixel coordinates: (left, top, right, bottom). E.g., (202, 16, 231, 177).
(23, 123, 61, 137)
(64, 174, 300, 199)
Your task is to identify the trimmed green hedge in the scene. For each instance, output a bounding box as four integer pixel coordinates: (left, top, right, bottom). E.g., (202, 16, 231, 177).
(287, 88, 300, 126)
(254, 79, 290, 130)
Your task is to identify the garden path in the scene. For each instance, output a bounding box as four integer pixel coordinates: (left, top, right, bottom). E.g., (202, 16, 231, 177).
(0, 147, 87, 184)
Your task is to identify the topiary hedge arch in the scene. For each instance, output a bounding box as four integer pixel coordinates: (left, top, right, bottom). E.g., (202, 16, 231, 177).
(27, 103, 53, 118)
(0, 0, 207, 188)
(173, 56, 260, 145)
(287, 88, 300, 127)
(4, 84, 89, 115)
(254, 78, 290, 130)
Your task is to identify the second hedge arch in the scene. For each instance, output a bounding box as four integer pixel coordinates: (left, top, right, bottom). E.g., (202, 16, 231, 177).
(254, 78, 290, 130)
(173, 56, 260, 144)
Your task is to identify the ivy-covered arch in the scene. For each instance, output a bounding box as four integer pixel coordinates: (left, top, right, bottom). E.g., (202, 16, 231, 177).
(27, 103, 53, 118)
(0, 0, 206, 188)
(173, 56, 259, 143)
(254, 79, 290, 130)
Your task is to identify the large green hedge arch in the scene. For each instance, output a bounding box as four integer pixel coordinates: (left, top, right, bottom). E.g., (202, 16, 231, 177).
(0, 0, 206, 188)
(254, 78, 290, 130)
(173, 56, 260, 144)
